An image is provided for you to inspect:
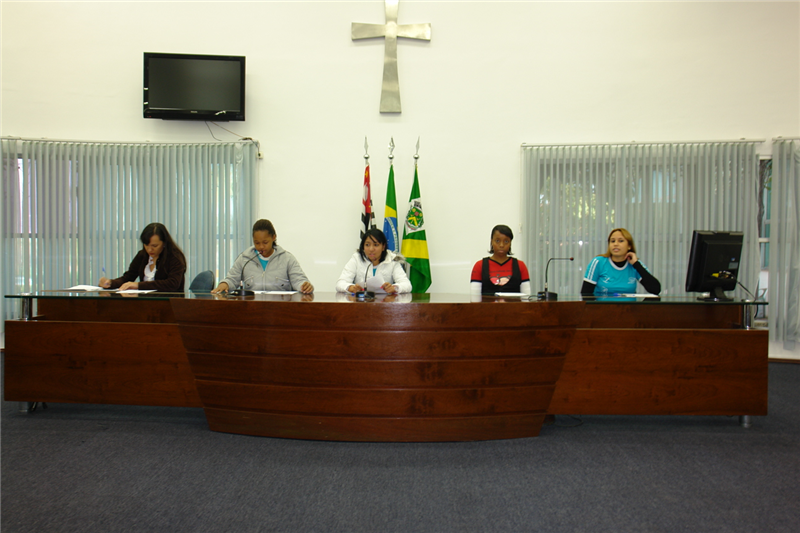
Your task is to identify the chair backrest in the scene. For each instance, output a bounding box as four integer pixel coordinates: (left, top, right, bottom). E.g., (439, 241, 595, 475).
(189, 270, 215, 292)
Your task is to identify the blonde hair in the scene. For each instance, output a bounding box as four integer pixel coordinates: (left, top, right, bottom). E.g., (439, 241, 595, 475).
(601, 228, 637, 258)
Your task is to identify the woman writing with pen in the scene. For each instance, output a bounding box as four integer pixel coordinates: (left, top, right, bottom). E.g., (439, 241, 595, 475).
(581, 228, 661, 296)
(98, 222, 186, 292)
(212, 219, 314, 294)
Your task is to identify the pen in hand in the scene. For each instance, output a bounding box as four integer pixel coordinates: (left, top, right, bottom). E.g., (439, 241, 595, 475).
(99, 267, 111, 289)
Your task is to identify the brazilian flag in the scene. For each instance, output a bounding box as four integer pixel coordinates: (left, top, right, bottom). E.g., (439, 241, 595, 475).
(383, 165, 399, 253)
(401, 165, 432, 292)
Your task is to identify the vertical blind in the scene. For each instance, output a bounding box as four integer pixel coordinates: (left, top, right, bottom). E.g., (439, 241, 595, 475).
(770, 139, 800, 349)
(521, 142, 761, 297)
(1, 139, 257, 330)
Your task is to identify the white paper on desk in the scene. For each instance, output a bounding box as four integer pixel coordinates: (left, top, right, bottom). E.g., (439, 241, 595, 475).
(620, 293, 659, 298)
(366, 273, 387, 293)
(118, 289, 156, 294)
(494, 292, 527, 298)
(65, 285, 116, 291)
(254, 290, 298, 295)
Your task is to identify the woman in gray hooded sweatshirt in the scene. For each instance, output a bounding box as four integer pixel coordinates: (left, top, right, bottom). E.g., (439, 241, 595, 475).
(212, 219, 314, 294)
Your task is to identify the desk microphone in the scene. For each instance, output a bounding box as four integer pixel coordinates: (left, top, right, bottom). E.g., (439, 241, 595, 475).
(229, 251, 258, 297)
(537, 257, 574, 301)
(230, 276, 255, 297)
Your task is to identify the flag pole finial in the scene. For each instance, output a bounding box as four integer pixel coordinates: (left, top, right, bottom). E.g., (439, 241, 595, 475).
(388, 137, 395, 162)
(414, 137, 420, 162)
(364, 137, 370, 163)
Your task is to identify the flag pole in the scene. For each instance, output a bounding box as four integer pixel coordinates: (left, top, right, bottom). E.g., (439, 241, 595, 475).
(401, 137, 432, 293)
(361, 137, 375, 239)
(383, 138, 400, 253)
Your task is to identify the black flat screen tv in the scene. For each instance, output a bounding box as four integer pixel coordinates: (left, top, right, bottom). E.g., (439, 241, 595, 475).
(143, 52, 245, 121)
(685, 230, 744, 301)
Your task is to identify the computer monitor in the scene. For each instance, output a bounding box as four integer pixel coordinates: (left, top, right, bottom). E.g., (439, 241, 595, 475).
(685, 230, 744, 301)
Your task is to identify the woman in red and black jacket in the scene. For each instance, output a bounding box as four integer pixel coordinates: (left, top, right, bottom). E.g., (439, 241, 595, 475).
(470, 224, 531, 296)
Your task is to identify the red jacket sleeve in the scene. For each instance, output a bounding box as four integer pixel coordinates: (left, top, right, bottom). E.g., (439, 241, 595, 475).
(470, 260, 484, 282)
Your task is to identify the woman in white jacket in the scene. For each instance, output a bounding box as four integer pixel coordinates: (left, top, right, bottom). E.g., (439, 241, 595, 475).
(336, 229, 412, 294)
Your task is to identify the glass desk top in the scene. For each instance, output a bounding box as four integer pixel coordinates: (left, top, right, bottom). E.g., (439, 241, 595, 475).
(5, 291, 766, 305)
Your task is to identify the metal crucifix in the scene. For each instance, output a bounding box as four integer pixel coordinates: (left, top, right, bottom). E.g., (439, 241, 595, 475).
(352, 0, 431, 113)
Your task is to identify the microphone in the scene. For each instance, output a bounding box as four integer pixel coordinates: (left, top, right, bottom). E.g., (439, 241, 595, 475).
(230, 275, 255, 297)
(229, 250, 258, 296)
(537, 257, 574, 301)
(355, 261, 375, 300)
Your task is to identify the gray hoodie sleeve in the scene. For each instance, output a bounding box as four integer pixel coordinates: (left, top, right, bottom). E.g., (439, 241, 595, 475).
(283, 251, 311, 290)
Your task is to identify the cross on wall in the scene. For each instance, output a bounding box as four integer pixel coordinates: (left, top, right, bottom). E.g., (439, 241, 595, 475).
(352, 0, 431, 113)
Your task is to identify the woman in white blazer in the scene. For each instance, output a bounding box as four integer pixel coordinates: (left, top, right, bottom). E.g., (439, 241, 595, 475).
(336, 229, 412, 294)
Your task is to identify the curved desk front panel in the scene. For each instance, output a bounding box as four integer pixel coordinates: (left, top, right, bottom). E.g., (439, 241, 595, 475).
(171, 297, 582, 442)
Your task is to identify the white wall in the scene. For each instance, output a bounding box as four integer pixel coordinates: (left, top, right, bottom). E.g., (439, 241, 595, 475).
(2, 1, 798, 293)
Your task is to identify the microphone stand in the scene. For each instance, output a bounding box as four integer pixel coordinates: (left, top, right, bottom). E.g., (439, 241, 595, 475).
(229, 280, 255, 297)
(355, 259, 375, 300)
(537, 257, 574, 301)
(229, 251, 258, 297)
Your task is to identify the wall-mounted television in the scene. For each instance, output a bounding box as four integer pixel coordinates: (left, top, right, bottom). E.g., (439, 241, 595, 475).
(143, 52, 245, 121)
(685, 230, 744, 301)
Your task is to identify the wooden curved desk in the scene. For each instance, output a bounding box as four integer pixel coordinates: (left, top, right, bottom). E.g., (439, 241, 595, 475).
(170, 295, 581, 442)
(5, 293, 767, 441)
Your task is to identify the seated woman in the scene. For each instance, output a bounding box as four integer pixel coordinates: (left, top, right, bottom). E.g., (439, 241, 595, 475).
(212, 219, 314, 294)
(581, 228, 661, 296)
(470, 225, 531, 296)
(336, 228, 412, 294)
(98, 222, 186, 292)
